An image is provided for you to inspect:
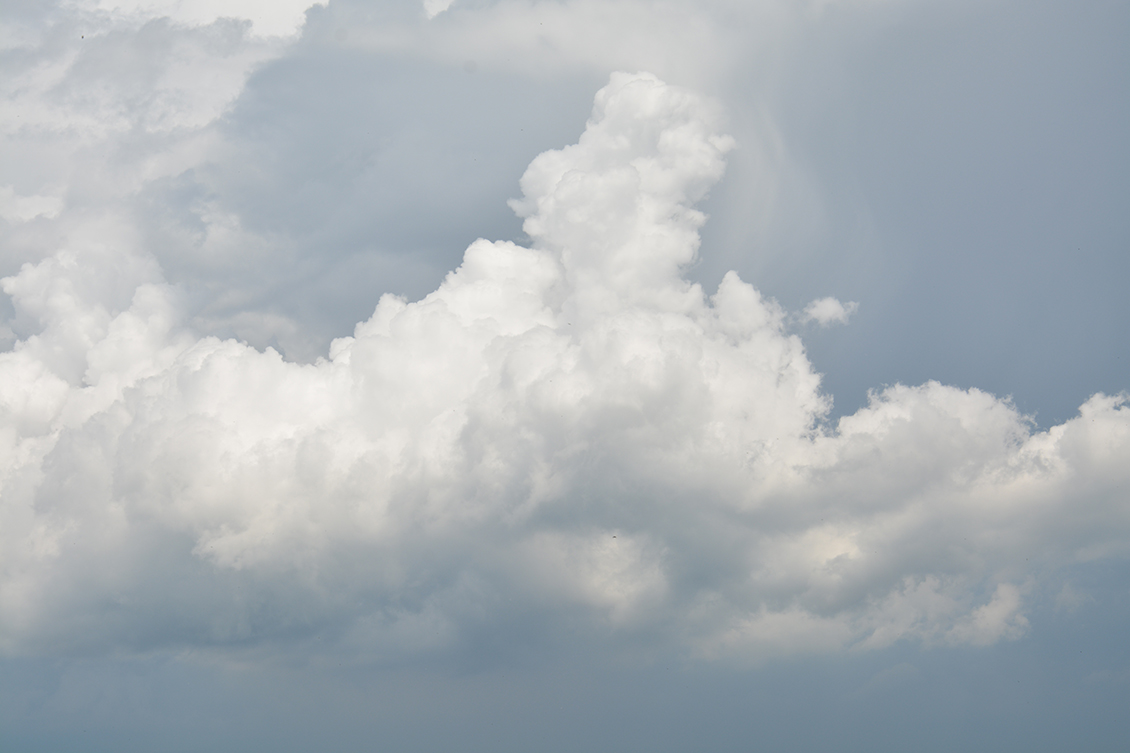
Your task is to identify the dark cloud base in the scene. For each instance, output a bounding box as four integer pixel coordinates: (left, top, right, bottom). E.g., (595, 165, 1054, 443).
(4, 571, 1129, 753)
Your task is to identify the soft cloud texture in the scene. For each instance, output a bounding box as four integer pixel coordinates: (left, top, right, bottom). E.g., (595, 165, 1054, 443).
(1, 68, 1127, 665)
(803, 296, 858, 326)
(422, 0, 457, 20)
(2, 3, 1128, 749)
(77, 0, 327, 38)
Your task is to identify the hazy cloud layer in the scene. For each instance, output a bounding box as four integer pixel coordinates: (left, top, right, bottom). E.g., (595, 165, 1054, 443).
(2, 61, 1127, 666)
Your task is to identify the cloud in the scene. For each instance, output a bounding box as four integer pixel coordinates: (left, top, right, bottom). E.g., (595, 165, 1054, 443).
(0, 2, 326, 358)
(0, 64, 1128, 667)
(344, 0, 743, 84)
(0, 186, 63, 224)
(803, 296, 858, 326)
(423, 0, 457, 20)
(76, 0, 327, 38)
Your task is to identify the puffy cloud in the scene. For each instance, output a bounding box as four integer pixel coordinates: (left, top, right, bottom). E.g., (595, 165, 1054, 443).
(1, 68, 1128, 666)
(423, 0, 457, 20)
(803, 296, 857, 326)
(0, 0, 323, 355)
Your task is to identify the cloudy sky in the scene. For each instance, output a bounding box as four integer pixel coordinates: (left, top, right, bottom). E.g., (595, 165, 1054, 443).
(1, 0, 1128, 750)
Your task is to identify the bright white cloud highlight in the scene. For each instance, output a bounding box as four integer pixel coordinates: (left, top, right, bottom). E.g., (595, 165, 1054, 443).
(0, 69, 1128, 664)
(803, 296, 858, 326)
(423, 0, 457, 20)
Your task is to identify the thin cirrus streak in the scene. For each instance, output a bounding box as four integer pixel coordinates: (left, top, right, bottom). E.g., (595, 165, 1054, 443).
(0, 71, 1127, 662)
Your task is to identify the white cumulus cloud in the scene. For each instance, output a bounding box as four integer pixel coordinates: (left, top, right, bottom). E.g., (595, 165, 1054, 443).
(803, 296, 858, 326)
(0, 70, 1128, 667)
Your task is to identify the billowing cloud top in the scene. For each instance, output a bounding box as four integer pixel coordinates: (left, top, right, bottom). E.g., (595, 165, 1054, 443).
(1, 70, 1128, 664)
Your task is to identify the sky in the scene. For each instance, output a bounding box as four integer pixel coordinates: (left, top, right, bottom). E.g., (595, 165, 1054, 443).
(1, 0, 1128, 751)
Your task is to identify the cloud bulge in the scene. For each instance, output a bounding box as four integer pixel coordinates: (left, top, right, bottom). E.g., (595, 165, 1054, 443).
(1, 69, 1128, 665)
